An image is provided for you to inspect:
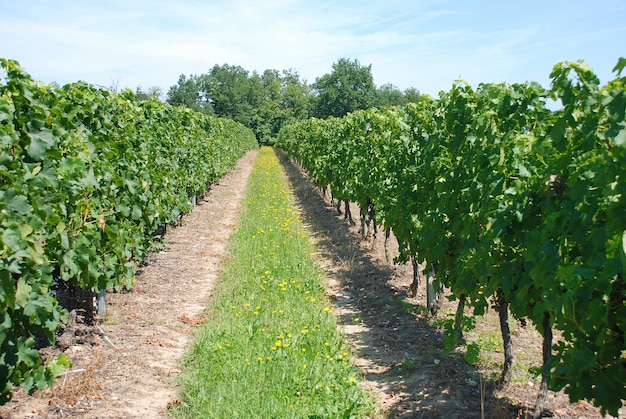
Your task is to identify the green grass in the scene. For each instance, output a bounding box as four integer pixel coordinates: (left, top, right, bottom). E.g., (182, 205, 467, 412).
(169, 147, 377, 418)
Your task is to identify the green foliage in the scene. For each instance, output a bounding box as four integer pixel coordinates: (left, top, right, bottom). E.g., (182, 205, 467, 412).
(172, 147, 375, 418)
(276, 58, 626, 416)
(167, 59, 422, 143)
(313, 58, 377, 118)
(254, 69, 313, 145)
(134, 86, 163, 102)
(202, 64, 262, 128)
(464, 343, 481, 366)
(168, 65, 313, 144)
(403, 87, 422, 104)
(165, 74, 211, 114)
(375, 83, 420, 107)
(0, 58, 257, 404)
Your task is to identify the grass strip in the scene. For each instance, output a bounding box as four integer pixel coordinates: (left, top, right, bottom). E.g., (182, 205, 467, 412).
(170, 146, 376, 418)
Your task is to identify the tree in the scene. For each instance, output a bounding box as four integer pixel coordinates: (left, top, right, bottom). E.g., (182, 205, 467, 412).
(193, 64, 265, 130)
(312, 58, 376, 118)
(404, 87, 421, 104)
(254, 69, 283, 143)
(166, 74, 210, 114)
(135, 86, 163, 102)
(279, 69, 313, 122)
(254, 69, 313, 144)
(168, 65, 313, 144)
(376, 83, 407, 107)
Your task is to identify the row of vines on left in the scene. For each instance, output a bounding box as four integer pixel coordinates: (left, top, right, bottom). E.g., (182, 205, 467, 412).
(0, 58, 258, 404)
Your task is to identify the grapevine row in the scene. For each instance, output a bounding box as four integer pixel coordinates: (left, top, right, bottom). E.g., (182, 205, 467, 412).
(276, 59, 626, 416)
(0, 59, 258, 403)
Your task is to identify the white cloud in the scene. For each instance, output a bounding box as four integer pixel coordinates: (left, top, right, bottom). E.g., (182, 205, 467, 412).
(1, 0, 624, 96)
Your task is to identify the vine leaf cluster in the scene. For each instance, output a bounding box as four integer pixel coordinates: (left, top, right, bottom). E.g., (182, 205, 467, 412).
(276, 58, 626, 417)
(0, 59, 258, 404)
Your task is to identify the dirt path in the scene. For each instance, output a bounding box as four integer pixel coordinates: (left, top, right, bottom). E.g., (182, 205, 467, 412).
(0, 150, 258, 419)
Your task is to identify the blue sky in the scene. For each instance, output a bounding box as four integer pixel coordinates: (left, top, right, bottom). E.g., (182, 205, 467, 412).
(1, 0, 625, 98)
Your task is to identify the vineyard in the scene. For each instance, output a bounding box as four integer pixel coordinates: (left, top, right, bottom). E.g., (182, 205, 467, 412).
(1, 54, 626, 418)
(276, 59, 626, 417)
(0, 59, 257, 405)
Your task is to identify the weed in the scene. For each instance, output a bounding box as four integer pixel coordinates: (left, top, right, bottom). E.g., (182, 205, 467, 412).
(393, 297, 416, 314)
(170, 147, 376, 418)
(54, 347, 107, 405)
(102, 314, 119, 326)
(390, 358, 416, 374)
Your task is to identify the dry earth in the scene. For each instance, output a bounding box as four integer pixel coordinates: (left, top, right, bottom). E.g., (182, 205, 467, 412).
(1, 148, 624, 419)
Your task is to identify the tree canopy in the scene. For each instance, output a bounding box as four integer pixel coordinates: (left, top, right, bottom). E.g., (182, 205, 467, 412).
(166, 58, 421, 143)
(312, 58, 377, 118)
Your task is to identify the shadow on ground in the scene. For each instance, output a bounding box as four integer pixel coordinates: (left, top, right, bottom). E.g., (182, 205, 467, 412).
(277, 150, 535, 419)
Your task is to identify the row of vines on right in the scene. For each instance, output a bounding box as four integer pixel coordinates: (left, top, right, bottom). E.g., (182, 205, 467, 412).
(276, 59, 626, 417)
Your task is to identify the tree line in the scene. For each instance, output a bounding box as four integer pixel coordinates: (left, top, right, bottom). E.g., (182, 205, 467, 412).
(164, 58, 420, 144)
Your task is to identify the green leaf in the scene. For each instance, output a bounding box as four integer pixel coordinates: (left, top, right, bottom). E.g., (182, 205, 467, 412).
(15, 278, 32, 307)
(16, 337, 39, 366)
(464, 343, 481, 365)
(45, 353, 72, 382)
(26, 130, 55, 161)
(607, 123, 626, 148)
(620, 231, 626, 277)
(19, 224, 33, 238)
(2, 228, 22, 250)
(612, 57, 626, 76)
(79, 168, 98, 188)
(549, 116, 567, 145)
(25, 244, 45, 265)
(62, 249, 80, 279)
(57, 222, 70, 250)
(4, 190, 31, 215)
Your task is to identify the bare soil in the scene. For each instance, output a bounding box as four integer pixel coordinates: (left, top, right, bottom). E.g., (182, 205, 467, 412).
(1, 148, 623, 418)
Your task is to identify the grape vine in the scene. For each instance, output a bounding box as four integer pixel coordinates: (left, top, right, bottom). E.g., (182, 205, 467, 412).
(0, 59, 257, 404)
(276, 58, 626, 416)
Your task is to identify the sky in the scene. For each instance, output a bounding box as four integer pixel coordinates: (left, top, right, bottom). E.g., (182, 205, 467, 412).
(1, 0, 625, 99)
